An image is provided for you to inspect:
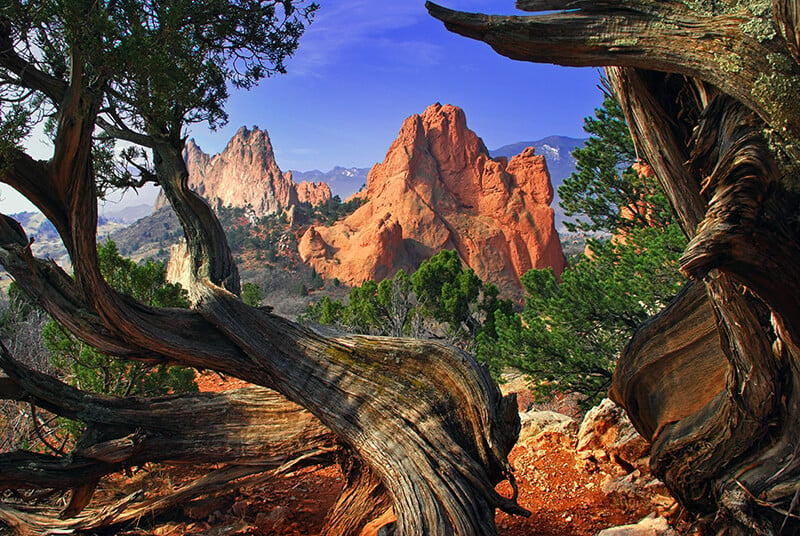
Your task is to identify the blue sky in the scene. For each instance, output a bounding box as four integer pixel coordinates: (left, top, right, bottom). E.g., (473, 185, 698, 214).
(4, 1, 603, 213)
(193, 1, 603, 170)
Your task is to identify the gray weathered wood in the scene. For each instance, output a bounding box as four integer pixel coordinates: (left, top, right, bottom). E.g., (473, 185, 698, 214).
(0, 348, 335, 521)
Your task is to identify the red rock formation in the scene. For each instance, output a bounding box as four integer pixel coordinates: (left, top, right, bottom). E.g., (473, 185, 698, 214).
(298, 103, 565, 297)
(295, 179, 332, 206)
(155, 127, 331, 215)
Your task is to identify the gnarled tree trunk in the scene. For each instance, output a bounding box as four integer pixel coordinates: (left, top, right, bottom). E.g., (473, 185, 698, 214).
(0, 346, 335, 530)
(428, 0, 800, 532)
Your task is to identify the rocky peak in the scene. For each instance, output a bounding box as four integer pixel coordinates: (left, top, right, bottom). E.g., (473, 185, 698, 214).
(155, 126, 331, 217)
(298, 103, 565, 297)
(184, 139, 210, 176)
(296, 180, 332, 206)
(219, 126, 279, 170)
(507, 147, 554, 206)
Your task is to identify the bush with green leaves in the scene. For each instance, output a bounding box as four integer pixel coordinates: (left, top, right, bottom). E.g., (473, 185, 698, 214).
(301, 250, 510, 351)
(411, 250, 481, 331)
(43, 241, 197, 399)
(482, 225, 686, 405)
(301, 195, 365, 225)
(302, 270, 416, 337)
(241, 282, 263, 307)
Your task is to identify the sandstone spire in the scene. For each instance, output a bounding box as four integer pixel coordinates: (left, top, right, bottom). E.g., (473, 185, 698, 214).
(298, 103, 565, 297)
(155, 126, 330, 216)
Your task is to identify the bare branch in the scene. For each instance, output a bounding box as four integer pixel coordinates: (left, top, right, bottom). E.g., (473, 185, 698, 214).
(28, 403, 67, 457)
(95, 117, 154, 148)
(0, 346, 335, 489)
(425, 1, 800, 143)
(0, 20, 68, 104)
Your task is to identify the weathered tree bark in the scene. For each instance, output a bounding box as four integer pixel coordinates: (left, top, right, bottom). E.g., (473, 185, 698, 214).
(428, 0, 800, 532)
(0, 345, 335, 522)
(0, 464, 292, 534)
(611, 280, 729, 441)
(609, 65, 800, 534)
(321, 452, 394, 536)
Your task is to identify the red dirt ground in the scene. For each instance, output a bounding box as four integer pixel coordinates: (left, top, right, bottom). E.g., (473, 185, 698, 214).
(126, 373, 652, 536)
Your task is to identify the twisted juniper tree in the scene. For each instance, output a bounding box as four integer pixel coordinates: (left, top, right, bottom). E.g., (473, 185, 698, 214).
(0, 1, 525, 534)
(428, 0, 800, 533)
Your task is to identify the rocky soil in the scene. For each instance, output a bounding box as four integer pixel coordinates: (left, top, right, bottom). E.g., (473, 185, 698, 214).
(92, 373, 684, 536)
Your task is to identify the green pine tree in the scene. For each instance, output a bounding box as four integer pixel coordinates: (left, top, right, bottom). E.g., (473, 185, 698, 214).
(559, 88, 673, 233)
(483, 91, 687, 406)
(44, 241, 197, 400)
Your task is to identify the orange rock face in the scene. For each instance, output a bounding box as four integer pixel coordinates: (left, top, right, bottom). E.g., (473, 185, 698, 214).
(295, 179, 332, 207)
(298, 103, 565, 297)
(156, 127, 331, 216)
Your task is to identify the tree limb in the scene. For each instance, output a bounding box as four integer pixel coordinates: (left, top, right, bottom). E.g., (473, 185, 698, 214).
(0, 19, 68, 104)
(0, 150, 71, 244)
(612, 280, 728, 441)
(0, 463, 316, 534)
(425, 1, 800, 146)
(150, 138, 241, 295)
(0, 346, 336, 518)
(96, 117, 155, 148)
(610, 68, 791, 527)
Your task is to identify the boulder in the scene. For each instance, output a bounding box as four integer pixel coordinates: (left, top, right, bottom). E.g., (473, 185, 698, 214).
(165, 240, 192, 291)
(295, 179, 332, 206)
(518, 409, 578, 445)
(595, 514, 677, 536)
(577, 398, 649, 470)
(579, 400, 677, 520)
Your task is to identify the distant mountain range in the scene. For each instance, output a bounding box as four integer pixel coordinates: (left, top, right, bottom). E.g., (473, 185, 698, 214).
(490, 135, 585, 188)
(101, 203, 154, 224)
(491, 136, 586, 230)
(10, 212, 128, 269)
(290, 167, 370, 200)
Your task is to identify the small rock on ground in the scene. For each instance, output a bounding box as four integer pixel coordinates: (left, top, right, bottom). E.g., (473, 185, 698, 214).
(595, 514, 676, 536)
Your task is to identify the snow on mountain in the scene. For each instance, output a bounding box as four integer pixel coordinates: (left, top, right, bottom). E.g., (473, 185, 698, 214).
(490, 136, 587, 231)
(290, 166, 370, 199)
